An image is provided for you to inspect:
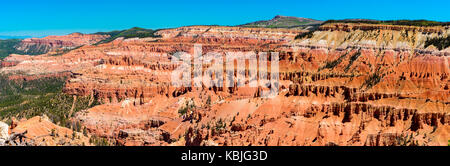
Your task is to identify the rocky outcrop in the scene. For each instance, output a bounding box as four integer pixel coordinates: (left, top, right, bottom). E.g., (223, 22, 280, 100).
(156, 26, 306, 42)
(14, 33, 109, 55)
(0, 121, 9, 145)
(3, 116, 91, 146)
(0, 60, 20, 68)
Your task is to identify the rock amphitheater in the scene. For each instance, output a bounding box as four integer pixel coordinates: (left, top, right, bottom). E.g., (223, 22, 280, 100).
(0, 24, 449, 146)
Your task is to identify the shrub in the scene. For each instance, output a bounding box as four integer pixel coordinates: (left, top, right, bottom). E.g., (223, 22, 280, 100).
(344, 51, 361, 72)
(424, 36, 450, 50)
(178, 105, 188, 116)
(89, 135, 114, 146)
(319, 51, 349, 71)
(206, 95, 212, 106)
(295, 31, 314, 39)
(362, 72, 382, 89)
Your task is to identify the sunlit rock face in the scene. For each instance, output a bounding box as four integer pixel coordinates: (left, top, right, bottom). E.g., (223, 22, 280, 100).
(0, 121, 9, 145)
(0, 24, 449, 146)
(14, 32, 109, 55)
(6, 116, 91, 146)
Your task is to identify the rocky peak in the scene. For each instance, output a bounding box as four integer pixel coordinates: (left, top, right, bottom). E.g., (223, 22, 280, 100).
(240, 15, 323, 29)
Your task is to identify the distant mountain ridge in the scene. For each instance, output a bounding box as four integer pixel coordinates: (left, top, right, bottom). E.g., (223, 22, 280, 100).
(0, 35, 33, 39)
(239, 15, 323, 29)
(93, 27, 160, 44)
(323, 19, 450, 26)
(2, 16, 449, 60)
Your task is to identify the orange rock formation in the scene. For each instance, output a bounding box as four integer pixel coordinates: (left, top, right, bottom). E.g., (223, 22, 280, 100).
(15, 32, 109, 54)
(0, 24, 448, 146)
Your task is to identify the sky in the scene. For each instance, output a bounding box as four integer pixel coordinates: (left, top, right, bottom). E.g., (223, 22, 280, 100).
(1, 0, 449, 37)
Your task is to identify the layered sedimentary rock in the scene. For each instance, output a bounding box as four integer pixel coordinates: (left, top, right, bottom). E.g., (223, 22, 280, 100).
(319, 23, 446, 33)
(0, 24, 449, 146)
(299, 24, 450, 50)
(14, 32, 109, 55)
(156, 26, 306, 42)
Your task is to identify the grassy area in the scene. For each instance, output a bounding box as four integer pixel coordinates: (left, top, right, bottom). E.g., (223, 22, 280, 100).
(424, 36, 450, 50)
(0, 75, 98, 127)
(94, 27, 161, 44)
(322, 19, 450, 27)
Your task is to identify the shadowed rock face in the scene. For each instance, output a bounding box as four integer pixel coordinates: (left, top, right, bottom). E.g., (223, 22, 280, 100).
(0, 24, 449, 146)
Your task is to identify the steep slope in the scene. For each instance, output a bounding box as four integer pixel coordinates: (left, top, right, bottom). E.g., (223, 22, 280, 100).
(425, 36, 450, 50)
(296, 22, 450, 50)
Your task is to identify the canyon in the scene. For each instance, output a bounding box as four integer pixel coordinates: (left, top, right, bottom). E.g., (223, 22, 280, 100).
(0, 21, 449, 146)
(14, 32, 109, 55)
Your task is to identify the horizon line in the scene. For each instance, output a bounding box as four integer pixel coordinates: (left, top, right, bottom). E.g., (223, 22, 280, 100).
(1, 15, 449, 38)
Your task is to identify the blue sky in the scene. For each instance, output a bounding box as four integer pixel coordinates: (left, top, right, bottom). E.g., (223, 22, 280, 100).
(1, 0, 449, 37)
